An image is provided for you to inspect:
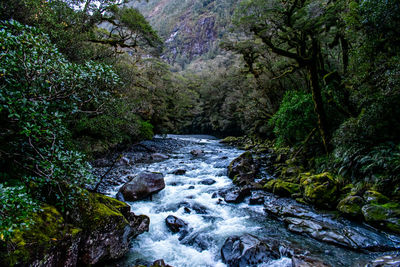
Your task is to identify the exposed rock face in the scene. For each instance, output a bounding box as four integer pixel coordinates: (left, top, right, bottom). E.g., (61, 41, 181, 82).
(221, 234, 280, 267)
(0, 193, 149, 266)
(263, 194, 400, 251)
(228, 152, 258, 186)
(118, 171, 165, 201)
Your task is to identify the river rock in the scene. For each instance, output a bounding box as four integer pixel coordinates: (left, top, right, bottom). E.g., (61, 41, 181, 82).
(365, 255, 400, 267)
(190, 149, 204, 156)
(200, 179, 216, 185)
(151, 153, 169, 161)
(362, 203, 400, 234)
(221, 234, 280, 267)
(228, 152, 258, 186)
(118, 171, 165, 201)
(300, 172, 339, 209)
(264, 179, 300, 197)
(224, 187, 251, 203)
(249, 191, 267, 205)
(264, 194, 400, 251)
(172, 169, 186, 175)
(165, 215, 188, 233)
(337, 195, 364, 217)
(363, 190, 390, 204)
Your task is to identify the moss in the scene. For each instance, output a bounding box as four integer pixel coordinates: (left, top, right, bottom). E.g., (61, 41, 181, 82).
(274, 180, 300, 197)
(1, 205, 81, 266)
(363, 190, 390, 204)
(264, 179, 277, 191)
(362, 203, 400, 234)
(300, 172, 339, 208)
(337, 195, 364, 217)
(82, 193, 129, 232)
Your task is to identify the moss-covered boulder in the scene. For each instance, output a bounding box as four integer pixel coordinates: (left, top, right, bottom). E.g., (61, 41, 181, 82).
(0, 193, 150, 266)
(264, 179, 300, 197)
(362, 203, 400, 234)
(0, 206, 82, 267)
(228, 152, 258, 185)
(78, 193, 150, 265)
(363, 190, 390, 204)
(337, 195, 365, 217)
(300, 172, 339, 209)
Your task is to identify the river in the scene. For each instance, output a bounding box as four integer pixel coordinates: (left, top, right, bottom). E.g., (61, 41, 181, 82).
(102, 135, 397, 267)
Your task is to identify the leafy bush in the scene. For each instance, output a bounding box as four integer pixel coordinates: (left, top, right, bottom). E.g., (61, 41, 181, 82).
(0, 21, 120, 236)
(0, 185, 38, 240)
(269, 90, 317, 146)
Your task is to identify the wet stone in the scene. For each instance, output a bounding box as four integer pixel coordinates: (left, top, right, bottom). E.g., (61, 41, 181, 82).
(171, 169, 186, 175)
(165, 215, 188, 233)
(200, 179, 216, 185)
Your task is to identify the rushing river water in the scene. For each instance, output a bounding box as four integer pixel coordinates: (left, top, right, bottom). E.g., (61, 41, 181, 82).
(104, 135, 393, 267)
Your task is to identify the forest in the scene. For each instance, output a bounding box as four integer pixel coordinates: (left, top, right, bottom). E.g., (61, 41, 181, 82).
(1, 0, 400, 266)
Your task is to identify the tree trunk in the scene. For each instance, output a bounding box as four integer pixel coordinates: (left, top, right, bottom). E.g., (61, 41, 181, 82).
(308, 60, 329, 153)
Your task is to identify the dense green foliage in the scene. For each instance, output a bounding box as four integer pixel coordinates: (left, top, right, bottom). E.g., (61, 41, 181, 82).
(0, 0, 197, 239)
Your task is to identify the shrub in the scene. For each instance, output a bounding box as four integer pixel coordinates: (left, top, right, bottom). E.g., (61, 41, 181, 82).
(269, 90, 317, 146)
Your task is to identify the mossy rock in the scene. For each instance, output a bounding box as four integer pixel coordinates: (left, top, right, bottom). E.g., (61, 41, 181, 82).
(300, 172, 339, 209)
(220, 136, 243, 145)
(362, 203, 400, 234)
(337, 195, 365, 217)
(363, 190, 390, 205)
(0, 206, 81, 266)
(264, 179, 300, 197)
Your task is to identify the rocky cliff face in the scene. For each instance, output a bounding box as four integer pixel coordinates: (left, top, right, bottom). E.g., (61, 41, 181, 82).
(130, 0, 240, 69)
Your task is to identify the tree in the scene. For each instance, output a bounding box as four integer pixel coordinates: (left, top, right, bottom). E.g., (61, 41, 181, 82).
(234, 0, 350, 152)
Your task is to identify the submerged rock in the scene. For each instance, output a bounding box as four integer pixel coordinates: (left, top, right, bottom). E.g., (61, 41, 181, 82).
(221, 234, 280, 267)
(228, 152, 258, 186)
(118, 171, 165, 201)
(291, 256, 330, 267)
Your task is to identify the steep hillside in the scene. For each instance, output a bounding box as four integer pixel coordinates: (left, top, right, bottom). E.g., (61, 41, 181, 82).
(130, 0, 241, 71)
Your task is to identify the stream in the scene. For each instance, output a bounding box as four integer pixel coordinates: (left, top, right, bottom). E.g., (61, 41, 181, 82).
(101, 135, 398, 267)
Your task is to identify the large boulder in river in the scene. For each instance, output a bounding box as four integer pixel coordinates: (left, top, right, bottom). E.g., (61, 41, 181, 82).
(118, 172, 165, 201)
(221, 234, 280, 267)
(228, 152, 258, 185)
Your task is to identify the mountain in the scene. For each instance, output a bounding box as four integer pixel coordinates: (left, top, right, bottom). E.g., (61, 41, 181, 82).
(129, 0, 241, 71)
